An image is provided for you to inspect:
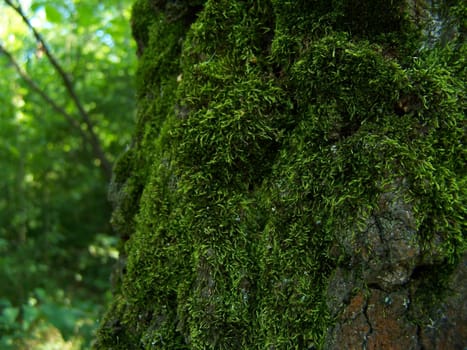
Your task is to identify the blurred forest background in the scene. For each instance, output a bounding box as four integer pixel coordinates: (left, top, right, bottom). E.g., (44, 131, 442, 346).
(0, 0, 136, 348)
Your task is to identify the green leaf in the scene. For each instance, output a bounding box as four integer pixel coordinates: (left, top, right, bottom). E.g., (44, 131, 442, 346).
(30, 4, 43, 13)
(45, 5, 62, 23)
(40, 303, 83, 340)
(30, 0, 48, 13)
(76, 4, 97, 26)
(0, 306, 19, 325)
(21, 304, 40, 330)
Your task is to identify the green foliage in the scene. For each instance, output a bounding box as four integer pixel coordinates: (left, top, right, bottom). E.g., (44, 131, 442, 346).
(95, 0, 466, 349)
(0, 287, 99, 349)
(0, 0, 136, 348)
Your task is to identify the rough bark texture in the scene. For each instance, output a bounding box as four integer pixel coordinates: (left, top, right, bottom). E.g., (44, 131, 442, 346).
(95, 1, 466, 349)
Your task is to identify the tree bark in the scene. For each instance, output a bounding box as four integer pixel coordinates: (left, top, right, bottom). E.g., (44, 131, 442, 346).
(95, 1, 466, 349)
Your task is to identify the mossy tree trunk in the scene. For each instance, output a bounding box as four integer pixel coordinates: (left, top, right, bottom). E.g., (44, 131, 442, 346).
(95, 1, 466, 349)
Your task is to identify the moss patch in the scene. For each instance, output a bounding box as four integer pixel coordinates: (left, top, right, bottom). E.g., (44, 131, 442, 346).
(95, 1, 466, 349)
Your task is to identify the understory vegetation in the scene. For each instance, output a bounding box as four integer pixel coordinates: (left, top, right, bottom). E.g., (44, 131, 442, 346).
(0, 0, 136, 348)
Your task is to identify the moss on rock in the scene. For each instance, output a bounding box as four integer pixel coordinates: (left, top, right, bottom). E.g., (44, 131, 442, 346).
(95, 0, 466, 349)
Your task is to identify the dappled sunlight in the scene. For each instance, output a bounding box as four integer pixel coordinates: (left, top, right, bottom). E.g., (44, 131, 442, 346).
(88, 234, 120, 261)
(22, 325, 83, 350)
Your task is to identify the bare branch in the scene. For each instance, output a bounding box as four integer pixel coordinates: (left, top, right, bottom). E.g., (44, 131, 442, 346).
(3, 0, 112, 180)
(0, 44, 86, 138)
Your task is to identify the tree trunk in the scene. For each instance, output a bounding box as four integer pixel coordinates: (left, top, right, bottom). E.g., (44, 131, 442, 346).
(95, 1, 466, 349)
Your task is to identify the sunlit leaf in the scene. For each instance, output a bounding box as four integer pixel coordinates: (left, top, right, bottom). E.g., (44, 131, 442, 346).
(45, 5, 62, 23)
(30, 3, 43, 13)
(76, 3, 97, 26)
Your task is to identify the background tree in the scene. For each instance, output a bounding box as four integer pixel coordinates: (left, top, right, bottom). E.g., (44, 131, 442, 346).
(0, 0, 136, 348)
(95, 0, 466, 349)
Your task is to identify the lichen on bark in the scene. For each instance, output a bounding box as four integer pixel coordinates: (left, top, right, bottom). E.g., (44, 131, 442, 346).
(95, 1, 466, 349)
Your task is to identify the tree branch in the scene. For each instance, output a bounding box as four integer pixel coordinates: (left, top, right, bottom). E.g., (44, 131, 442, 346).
(4, 0, 112, 180)
(0, 44, 87, 138)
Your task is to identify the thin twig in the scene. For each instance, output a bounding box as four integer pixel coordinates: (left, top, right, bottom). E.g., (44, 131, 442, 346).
(4, 0, 112, 179)
(0, 44, 89, 142)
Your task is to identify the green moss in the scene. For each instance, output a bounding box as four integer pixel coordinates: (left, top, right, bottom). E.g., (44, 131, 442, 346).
(95, 1, 466, 348)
